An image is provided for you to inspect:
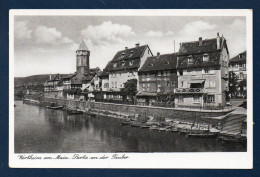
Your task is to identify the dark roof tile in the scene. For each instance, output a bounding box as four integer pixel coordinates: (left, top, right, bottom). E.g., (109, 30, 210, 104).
(139, 53, 178, 72)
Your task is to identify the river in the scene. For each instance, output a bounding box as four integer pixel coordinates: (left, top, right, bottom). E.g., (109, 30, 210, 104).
(14, 101, 246, 153)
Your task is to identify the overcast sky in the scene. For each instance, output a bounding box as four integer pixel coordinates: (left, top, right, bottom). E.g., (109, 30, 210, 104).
(14, 16, 246, 77)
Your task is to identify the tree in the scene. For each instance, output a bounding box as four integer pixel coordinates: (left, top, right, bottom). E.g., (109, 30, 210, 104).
(238, 78, 247, 98)
(229, 71, 239, 98)
(120, 79, 138, 103)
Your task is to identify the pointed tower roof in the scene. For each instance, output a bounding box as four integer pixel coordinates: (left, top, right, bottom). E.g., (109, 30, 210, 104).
(78, 38, 89, 51)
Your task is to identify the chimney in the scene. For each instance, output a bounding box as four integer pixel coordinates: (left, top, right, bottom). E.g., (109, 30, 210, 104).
(135, 43, 140, 48)
(125, 47, 128, 50)
(199, 37, 202, 46)
(49, 75, 52, 80)
(217, 32, 220, 49)
(157, 52, 160, 57)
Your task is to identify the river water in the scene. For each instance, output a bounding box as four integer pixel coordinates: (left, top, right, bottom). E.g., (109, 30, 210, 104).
(14, 101, 246, 153)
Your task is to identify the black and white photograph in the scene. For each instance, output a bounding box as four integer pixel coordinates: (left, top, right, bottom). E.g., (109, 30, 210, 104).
(9, 10, 253, 168)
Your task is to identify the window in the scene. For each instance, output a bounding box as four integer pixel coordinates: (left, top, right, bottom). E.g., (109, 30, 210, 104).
(183, 69, 187, 75)
(115, 82, 117, 88)
(147, 83, 150, 91)
(203, 53, 209, 62)
(165, 61, 169, 65)
(202, 68, 209, 74)
(178, 96, 184, 103)
(209, 69, 215, 74)
(191, 69, 196, 75)
(193, 95, 200, 103)
(187, 55, 193, 64)
(111, 82, 114, 88)
(167, 82, 170, 87)
(181, 81, 184, 87)
(209, 80, 216, 88)
(121, 61, 125, 66)
(158, 71, 161, 76)
(129, 60, 133, 66)
(142, 83, 146, 91)
(129, 50, 134, 57)
(171, 81, 175, 87)
(179, 70, 183, 76)
(119, 53, 125, 59)
(163, 71, 167, 76)
(113, 63, 117, 68)
(207, 95, 215, 103)
(239, 73, 244, 79)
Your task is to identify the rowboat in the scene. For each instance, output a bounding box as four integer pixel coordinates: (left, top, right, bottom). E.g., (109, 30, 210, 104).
(187, 132, 219, 137)
(66, 108, 83, 114)
(46, 102, 64, 110)
(217, 135, 246, 143)
(120, 121, 132, 126)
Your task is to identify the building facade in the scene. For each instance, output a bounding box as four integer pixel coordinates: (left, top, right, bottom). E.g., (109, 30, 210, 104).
(102, 43, 153, 102)
(229, 51, 247, 98)
(174, 33, 229, 108)
(137, 53, 178, 106)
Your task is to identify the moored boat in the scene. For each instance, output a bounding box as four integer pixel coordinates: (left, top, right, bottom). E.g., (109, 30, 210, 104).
(66, 107, 83, 114)
(217, 134, 246, 143)
(46, 102, 64, 110)
(187, 132, 219, 137)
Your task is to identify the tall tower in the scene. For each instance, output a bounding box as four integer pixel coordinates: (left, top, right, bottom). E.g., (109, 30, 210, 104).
(76, 38, 90, 75)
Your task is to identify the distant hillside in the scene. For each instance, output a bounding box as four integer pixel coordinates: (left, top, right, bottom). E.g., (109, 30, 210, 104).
(14, 74, 67, 86)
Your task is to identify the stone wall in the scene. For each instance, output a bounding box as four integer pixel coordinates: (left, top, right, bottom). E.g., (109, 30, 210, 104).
(41, 97, 229, 126)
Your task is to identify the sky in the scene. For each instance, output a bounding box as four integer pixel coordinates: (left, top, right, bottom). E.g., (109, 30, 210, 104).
(14, 16, 246, 77)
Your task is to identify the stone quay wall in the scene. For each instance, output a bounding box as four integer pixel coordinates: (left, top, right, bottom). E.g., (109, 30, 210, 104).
(39, 97, 230, 126)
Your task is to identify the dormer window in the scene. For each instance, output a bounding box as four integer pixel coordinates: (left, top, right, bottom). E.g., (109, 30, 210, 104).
(121, 60, 125, 66)
(129, 50, 134, 57)
(119, 53, 125, 59)
(149, 63, 153, 67)
(165, 61, 169, 65)
(187, 55, 193, 64)
(113, 63, 117, 68)
(203, 53, 209, 62)
(129, 60, 133, 66)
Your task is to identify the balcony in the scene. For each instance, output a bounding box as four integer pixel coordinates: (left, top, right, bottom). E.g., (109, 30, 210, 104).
(174, 88, 204, 94)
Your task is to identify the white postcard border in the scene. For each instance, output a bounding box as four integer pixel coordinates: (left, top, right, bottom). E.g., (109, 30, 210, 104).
(9, 9, 253, 169)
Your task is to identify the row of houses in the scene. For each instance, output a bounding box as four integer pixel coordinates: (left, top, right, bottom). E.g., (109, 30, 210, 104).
(43, 33, 246, 108)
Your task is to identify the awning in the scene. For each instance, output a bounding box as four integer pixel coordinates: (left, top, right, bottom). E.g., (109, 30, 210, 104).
(189, 80, 205, 84)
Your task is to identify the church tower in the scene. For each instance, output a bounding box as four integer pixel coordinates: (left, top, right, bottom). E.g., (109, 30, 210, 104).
(76, 39, 90, 75)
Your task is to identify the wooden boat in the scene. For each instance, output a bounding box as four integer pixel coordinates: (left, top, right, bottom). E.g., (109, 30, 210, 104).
(159, 126, 172, 131)
(140, 125, 150, 129)
(217, 135, 246, 143)
(46, 102, 64, 110)
(121, 121, 132, 126)
(66, 107, 83, 114)
(187, 132, 219, 137)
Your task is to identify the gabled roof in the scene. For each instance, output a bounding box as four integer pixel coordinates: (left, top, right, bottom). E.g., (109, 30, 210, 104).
(107, 44, 151, 72)
(177, 35, 228, 69)
(78, 38, 89, 51)
(82, 67, 101, 82)
(63, 73, 77, 79)
(139, 53, 178, 72)
(230, 51, 247, 63)
(178, 38, 222, 56)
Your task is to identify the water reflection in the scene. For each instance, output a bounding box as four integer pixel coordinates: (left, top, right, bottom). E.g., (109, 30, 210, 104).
(14, 101, 246, 153)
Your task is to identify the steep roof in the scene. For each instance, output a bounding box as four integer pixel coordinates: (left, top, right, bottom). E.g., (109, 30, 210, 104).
(178, 38, 222, 55)
(230, 51, 247, 63)
(177, 36, 228, 69)
(139, 53, 178, 72)
(78, 38, 89, 51)
(63, 73, 77, 79)
(82, 67, 101, 82)
(107, 44, 151, 71)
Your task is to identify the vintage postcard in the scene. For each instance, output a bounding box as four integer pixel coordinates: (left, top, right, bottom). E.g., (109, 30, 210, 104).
(9, 9, 253, 168)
